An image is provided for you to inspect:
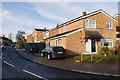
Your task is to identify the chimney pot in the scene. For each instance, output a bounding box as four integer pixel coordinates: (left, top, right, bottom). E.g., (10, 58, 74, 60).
(44, 27, 46, 29)
(82, 11, 86, 16)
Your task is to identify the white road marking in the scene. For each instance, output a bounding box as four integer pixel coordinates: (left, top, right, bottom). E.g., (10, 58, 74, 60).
(3, 61, 15, 67)
(22, 69, 48, 80)
(0, 52, 3, 59)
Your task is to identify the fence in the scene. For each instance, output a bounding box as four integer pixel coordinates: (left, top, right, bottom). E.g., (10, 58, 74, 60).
(24, 43, 45, 53)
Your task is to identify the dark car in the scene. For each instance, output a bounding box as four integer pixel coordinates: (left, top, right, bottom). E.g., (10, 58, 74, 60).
(41, 46, 66, 60)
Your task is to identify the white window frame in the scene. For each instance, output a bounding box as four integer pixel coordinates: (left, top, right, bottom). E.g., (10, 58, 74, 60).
(101, 39, 113, 47)
(45, 31, 49, 36)
(46, 41, 50, 46)
(35, 32, 37, 37)
(85, 19, 96, 28)
(55, 39, 59, 46)
(33, 34, 35, 37)
(106, 22, 113, 29)
(64, 25, 66, 32)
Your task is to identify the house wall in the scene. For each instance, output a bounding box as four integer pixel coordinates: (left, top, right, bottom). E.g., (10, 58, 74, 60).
(114, 15, 120, 26)
(26, 34, 33, 43)
(36, 31, 44, 41)
(32, 30, 44, 42)
(84, 12, 117, 48)
(49, 37, 66, 48)
(58, 20, 84, 34)
(66, 30, 86, 55)
(50, 39, 55, 46)
(49, 28, 58, 37)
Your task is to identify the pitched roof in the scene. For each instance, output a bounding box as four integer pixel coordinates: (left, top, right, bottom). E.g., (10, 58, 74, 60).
(34, 28, 49, 31)
(55, 9, 118, 29)
(45, 27, 83, 40)
(85, 30, 103, 39)
(113, 14, 120, 17)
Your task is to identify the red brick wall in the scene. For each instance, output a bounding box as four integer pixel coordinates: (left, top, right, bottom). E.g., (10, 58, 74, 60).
(49, 28, 58, 37)
(66, 30, 86, 55)
(26, 34, 33, 43)
(114, 15, 120, 26)
(32, 30, 44, 42)
(84, 12, 117, 47)
(58, 19, 84, 34)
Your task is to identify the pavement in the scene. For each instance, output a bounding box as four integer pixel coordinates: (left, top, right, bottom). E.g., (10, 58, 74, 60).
(16, 48, 120, 77)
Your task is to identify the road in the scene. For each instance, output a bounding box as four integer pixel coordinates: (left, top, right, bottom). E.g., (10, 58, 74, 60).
(2, 46, 119, 80)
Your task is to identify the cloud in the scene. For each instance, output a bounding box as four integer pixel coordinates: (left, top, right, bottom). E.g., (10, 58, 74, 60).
(2, 10, 19, 22)
(1, 0, 120, 2)
(32, 2, 86, 24)
(2, 9, 56, 36)
(33, 3, 68, 23)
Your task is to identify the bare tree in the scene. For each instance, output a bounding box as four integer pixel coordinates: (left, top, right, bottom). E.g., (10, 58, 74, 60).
(16, 31, 26, 42)
(16, 31, 26, 48)
(8, 33, 13, 40)
(2, 34, 6, 37)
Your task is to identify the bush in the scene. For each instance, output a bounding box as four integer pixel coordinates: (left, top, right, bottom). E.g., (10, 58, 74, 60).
(115, 44, 120, 55)
(109, 48, 115, 55)
(99, 47, 109, 55)
(99, 47, 115, 55)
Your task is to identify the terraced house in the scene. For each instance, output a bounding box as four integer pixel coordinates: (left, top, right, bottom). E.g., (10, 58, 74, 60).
(27, 9, 118, 55)
(26, 28, 49, 43)
(114, 14, 120, 42)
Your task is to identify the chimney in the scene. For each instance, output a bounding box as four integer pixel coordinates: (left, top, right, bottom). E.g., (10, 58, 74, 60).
(44, 27, 46, 30)
(56, 24, 59, 28)
(82, 11, 86, 16)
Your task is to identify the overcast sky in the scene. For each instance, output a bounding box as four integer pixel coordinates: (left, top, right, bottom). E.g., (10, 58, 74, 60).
(1, 0, 119, 41)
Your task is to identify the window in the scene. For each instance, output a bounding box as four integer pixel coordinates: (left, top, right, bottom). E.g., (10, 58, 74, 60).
(56, 39, 58, 46)
(35, 32, 37, 37)
(55, 39, 61, 46)
(46, 32, 49, 36)
(64, 26, 66, 32)
(58, 39, 61, 46)
(101, 39, 113, 47)
(106, 22, 112, 29)
(86, 19, 96, 28)
(46, 41, 50, 46)
(33, 34, 35, 37)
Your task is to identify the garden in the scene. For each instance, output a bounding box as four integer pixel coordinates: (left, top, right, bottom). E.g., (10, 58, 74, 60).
(73, 44, 120, 64)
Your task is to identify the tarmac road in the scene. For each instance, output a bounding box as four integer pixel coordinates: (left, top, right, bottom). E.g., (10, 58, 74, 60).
(2, 46, 119, 80)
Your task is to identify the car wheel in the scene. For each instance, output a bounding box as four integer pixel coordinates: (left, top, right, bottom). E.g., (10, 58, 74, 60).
(47, 54, 51, 60)
(41, 53, 44, 57)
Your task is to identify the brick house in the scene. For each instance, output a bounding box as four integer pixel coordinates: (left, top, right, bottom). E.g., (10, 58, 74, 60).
(45, 9, 118, 55)
(26, 28, 49, 43)
(114, 14, 120, 42)
(26, 34, 33, 43)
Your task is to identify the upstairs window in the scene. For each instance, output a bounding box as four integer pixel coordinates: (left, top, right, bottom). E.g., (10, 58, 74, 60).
(86, 19, 96, 28)
(106, 22, 112, 29)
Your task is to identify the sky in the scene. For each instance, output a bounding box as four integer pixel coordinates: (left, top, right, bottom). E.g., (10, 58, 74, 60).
(0, 0, 119, 41)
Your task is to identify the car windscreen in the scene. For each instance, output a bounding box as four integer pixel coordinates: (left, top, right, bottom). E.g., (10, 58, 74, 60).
(53, 47, 65, 52)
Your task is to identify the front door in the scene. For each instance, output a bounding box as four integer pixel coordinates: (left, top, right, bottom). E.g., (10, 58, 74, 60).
(91, 39, 96, 52)
(86, 39, 96, 53)
(86, 39, 91, 53)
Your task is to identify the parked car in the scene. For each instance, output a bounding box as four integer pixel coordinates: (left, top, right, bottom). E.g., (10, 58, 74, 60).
(41, 46, 66, 60)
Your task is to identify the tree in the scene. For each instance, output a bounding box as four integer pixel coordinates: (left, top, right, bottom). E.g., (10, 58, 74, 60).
(16, 31, 25, 42)
(2, 34, 6, 37)
(16, 31, 26, 48)
(8, 33, 13, 40)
